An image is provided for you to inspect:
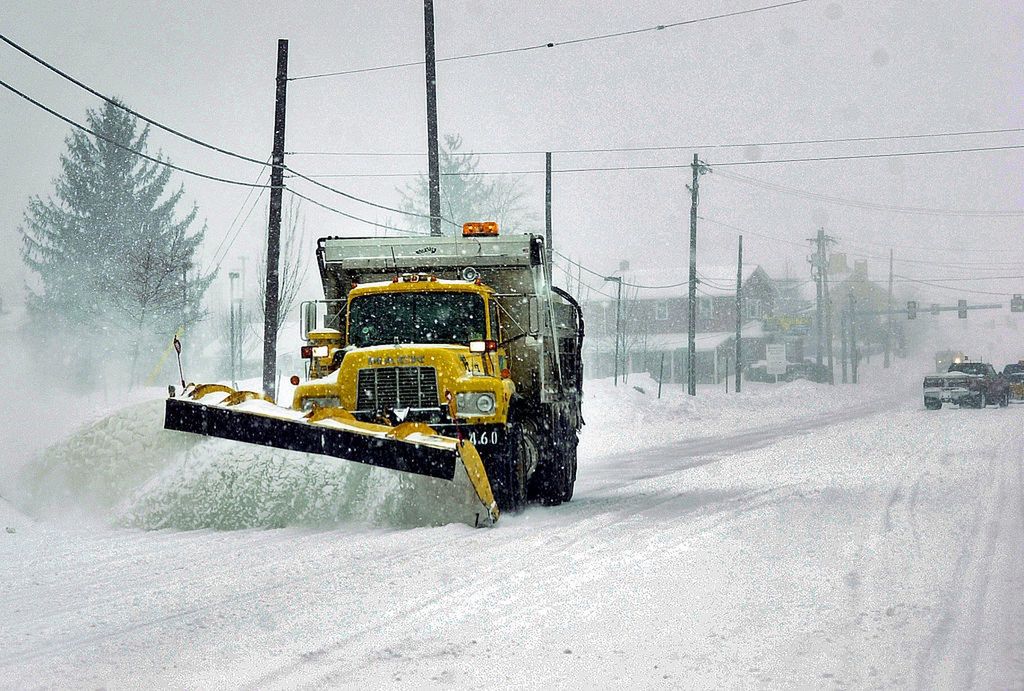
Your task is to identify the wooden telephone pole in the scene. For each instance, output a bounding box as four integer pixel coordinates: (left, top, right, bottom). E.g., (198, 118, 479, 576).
(687, 153, 708, 396)
(423, 0, 442, 236)
(735, 235, 743, 393)
(262, 38, 288, 400)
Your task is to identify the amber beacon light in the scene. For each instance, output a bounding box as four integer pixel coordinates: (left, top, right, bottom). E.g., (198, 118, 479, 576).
(462, 221, 499, 237)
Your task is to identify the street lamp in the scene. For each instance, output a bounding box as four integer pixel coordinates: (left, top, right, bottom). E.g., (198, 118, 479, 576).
(603, 275, 624, 386)
(229, 272, 240, 388)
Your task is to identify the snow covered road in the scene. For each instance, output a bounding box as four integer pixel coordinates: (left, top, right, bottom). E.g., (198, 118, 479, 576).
(2, 387, 1023, 688)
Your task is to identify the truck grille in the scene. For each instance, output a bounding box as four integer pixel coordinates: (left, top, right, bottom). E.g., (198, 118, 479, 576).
(356, 366, 439, 411)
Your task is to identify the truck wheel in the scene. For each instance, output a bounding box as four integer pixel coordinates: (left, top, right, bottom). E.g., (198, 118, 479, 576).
(999, 393, 1009, 407)
(490, 422, 528, 513)
(560, 433, 578, 503)
(529, 417, 575, 506)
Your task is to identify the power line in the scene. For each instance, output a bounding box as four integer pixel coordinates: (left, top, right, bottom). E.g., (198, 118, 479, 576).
(206, 162, 272, 271)
(711, 144, 1024, 167)
(556, 250, 698, 291)
(208, 183, 268, 273)
(287, 126, 1024, 158)
(0, 77, 270, 189)
(285, 166, 460, 228)
(0, 32, 267, 167)
(0, 33, 456, 230)
(285, 189, 427, 236)
(289, 142, 1024, 179)
(892, 274, 1024, 284)
(893, 275, 1014, 297)
(715, 169, 1024, 218)
(698, 215, 809, 248)
(290, 0, 811, 81)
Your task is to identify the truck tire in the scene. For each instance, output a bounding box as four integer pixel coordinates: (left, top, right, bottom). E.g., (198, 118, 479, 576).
(529, 416, 576, 506)
(490, 421, 528, 514)
(999, 392, 1009, 407)
(560, 432, 578, 503)
(977, 392, 987, 408)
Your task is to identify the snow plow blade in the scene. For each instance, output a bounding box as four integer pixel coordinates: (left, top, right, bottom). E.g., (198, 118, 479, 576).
(163, 387, 498, 527)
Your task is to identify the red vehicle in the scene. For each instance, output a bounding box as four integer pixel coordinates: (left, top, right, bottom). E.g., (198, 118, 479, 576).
(923, 359, 1010, 409)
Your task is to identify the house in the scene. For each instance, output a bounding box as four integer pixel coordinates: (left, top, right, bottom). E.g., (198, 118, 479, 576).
(582, 264, 777, 385)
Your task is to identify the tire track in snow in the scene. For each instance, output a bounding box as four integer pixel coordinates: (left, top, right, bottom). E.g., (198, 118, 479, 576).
(252, 483, 804, 688)
(913, 444, 1011, 688)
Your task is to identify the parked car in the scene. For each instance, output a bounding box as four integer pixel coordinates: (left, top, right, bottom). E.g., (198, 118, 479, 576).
(746, 359, 830, 384)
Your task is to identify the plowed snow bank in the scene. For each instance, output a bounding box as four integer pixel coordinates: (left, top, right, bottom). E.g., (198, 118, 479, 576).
(16, 399, 482, 530)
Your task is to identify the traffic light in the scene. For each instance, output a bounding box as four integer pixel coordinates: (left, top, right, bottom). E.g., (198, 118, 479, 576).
(1012, 294, 1024, 313)
(958, 299, 968, 319)
(930, 303, 940, 316)
(907, 300, 917, 319)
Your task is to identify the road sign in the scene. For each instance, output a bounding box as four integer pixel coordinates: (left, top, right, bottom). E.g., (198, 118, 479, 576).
(1012, 294, 1024, 313)
(958, 299, 968, 319)
(766, 343, 787, 375)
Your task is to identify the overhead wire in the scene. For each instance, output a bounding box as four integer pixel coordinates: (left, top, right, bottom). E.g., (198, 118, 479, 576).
(714, 168, 1024, 218)
(289, 0, 811, 81)
(285, 189, 427, 236)
(287, 125, 1024, 158)
(0, 77, 270, 188)
(0, 33, 451, 229)
(206, 160, 272, 272)
(0, 32, 268, 167)
(290, 142, 1024, 179)
(284, 166, 460, 228)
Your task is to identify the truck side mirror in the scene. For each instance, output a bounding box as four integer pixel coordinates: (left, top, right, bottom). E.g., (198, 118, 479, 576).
(527, 297, 541, 337)
(301, 301, 318, 340)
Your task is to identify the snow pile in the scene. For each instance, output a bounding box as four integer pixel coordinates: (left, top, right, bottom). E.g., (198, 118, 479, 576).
(16, 398, 479, 530)
(122, 439, 466, 530)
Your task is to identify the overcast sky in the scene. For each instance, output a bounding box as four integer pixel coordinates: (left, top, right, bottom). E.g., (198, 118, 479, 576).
(2, 0, 1022, 314)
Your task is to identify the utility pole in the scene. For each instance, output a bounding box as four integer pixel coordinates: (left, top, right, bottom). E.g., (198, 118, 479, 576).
(423, 0, 442, 237)
(262, 38, 288, 400)
(545, 152, 553, 282)
(605, 276, 623, 386)
(840, 307, 848, 384)
(687, 153, 709, 396)
(812, 235, 824, 369)
(821, 231, 835, 385)
(849, 293, 859, 384)
(809, 228, 836, 384)
(735, 235, 743, 393)
(884, 248, 893, 368)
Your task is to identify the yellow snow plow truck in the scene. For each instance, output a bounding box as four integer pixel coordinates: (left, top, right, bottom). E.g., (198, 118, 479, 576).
(164, 223, 584, 526)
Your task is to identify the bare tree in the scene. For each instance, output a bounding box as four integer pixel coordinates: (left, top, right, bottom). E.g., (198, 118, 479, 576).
(256, 197, 310, 334)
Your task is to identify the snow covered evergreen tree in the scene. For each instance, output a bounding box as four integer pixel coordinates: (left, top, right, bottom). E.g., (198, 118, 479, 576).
(398, 134, 537, 235)
(20, 100, 213, 386)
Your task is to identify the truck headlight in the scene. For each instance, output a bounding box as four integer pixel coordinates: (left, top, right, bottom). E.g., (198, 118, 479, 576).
(475, 393, 495, 414)
(455, 392, 496, 416)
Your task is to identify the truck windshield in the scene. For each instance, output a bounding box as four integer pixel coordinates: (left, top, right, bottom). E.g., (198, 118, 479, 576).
(348, 291, 486, 347)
